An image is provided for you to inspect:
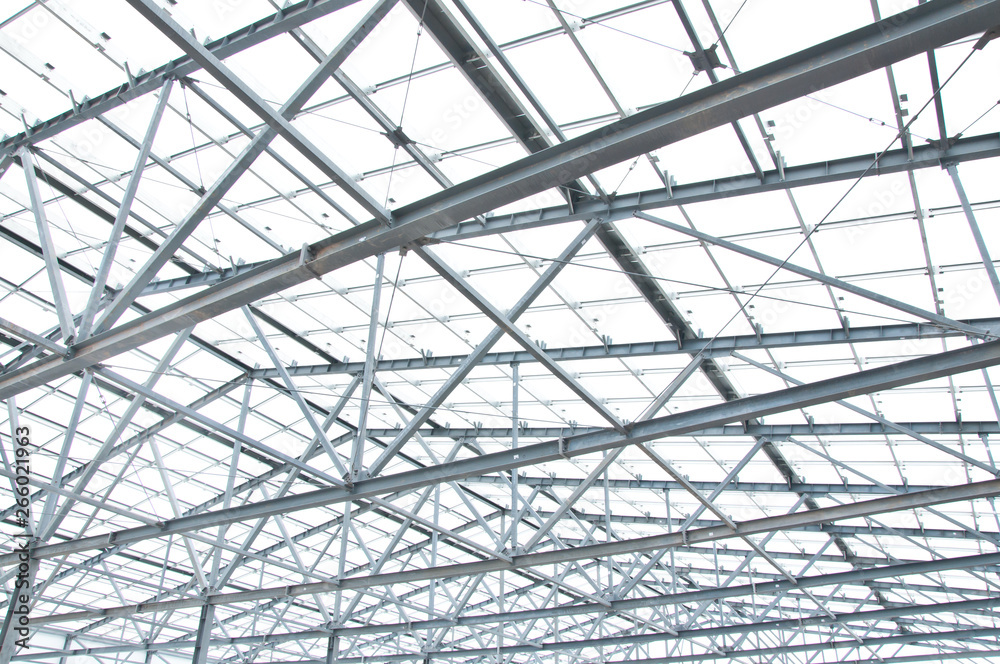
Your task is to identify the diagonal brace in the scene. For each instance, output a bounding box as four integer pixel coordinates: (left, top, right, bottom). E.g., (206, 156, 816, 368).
(366, 218, 605, 477)
(636, 211, 992, 338)
(415, 245, 625, 432)
(92, 0, 396, 334)
(123, 0, 390, 223)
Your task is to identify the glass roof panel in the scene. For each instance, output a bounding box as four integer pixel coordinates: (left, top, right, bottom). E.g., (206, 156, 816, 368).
(1, 1, 1000, 662)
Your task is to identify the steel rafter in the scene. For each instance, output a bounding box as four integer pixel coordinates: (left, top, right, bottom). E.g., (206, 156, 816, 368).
(3, 1, 1000, 662)
(91, 0, 397, 335)
(130, 129, 1000, 284)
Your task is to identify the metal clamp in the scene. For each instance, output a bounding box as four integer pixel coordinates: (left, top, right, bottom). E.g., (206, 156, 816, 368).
(298, 243, 322, 280)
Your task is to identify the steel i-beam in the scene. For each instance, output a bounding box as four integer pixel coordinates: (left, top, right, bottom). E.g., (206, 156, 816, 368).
(3, 0, 998, 399)
(6, 337, 1000, 568)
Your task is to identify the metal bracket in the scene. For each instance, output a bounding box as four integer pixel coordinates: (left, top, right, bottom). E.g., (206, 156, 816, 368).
(298, 243, 322, 280)
(557, 436, 569, 459)
(384, 126, 413, 148)
(974, 25, 1000, 50)
(684, 44, 723, 73)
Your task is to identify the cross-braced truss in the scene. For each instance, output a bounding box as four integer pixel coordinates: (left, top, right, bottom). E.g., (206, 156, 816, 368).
(2, 0, 1000, 662)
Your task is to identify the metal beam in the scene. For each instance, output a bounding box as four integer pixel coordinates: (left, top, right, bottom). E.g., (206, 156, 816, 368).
(136, 131, 1000, 297)
(232, 626, 1000, 662)
(636, 211, 990, 337)
(92, 0, 396, 333)
(947, 162, 1000, 307)
(35, 371, 92, 539)
(0, 317, 65, 356)
(504, 507, 997, 543)
(732, 350, 998, 473)
(20, 597, 1000, 659)
(122, 0, 390, 224)
(3, 0, 996, 399)
(353, 255, 385, 480)
(237, 317, 1000, 378)
(401, 0, 553, 155)
(441, 626, 1000, 664)
(189, 604, 214, 664)
(5, 476, 976, 628)
(465, 472, 982, 496)
(417, 131, 1000, 246)
(355, 420, 1000, 440)
(0, 0, 364, 154)
(27, 526, 1000, 624)
(7, 337, 1000, 567)
(366, 218, 603, 477)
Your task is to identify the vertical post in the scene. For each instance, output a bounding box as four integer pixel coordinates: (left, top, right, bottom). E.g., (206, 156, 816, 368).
(56, 634, 73, 664)
(602, 452, 613, 588)
(947, 162, 1000, 308)
(498, 567, 505, 663)
(190, 603, 215, 664)
(332, 500, 351, 626)
(353, 254, 385, 480)
(325, 635, 338, 664)
(510, 361, 519, 553)
(210, 372, 253, 587)
(19, 147, 74, 341)
(429, 484, 440, 647)
(666, 490, 676, 603)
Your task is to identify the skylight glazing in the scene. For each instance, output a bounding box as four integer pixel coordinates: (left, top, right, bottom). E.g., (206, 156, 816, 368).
(1, 0, 1000, 662)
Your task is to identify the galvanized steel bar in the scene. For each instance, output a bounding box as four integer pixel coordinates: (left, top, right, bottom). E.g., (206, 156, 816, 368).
(0, 0, 365, 154)
(4, 0, 997, 400)
(7, 338, 1000, 567)
(635, 211, 991, 338)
